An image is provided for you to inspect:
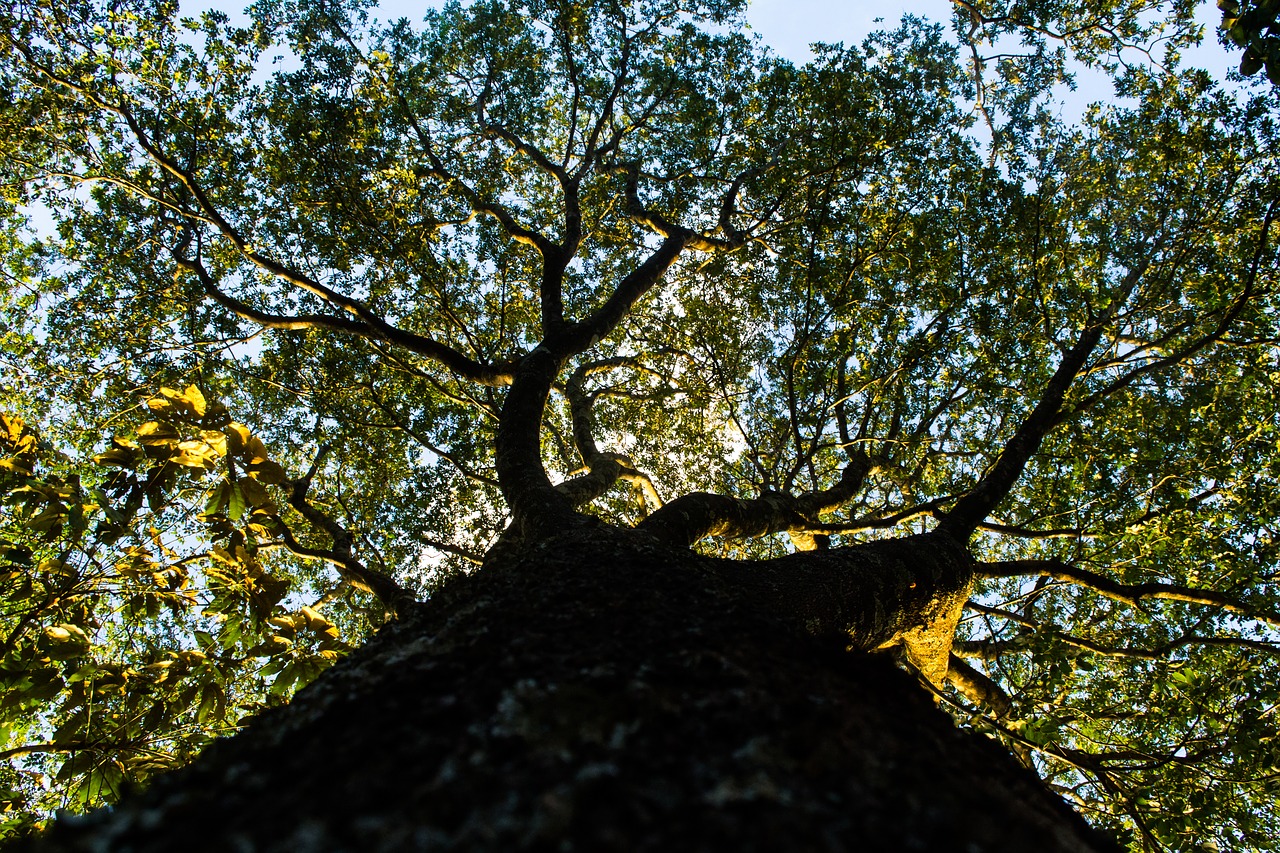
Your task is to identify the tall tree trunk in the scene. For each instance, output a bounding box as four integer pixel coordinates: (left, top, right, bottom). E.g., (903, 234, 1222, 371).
(26, 528, 1115, 852)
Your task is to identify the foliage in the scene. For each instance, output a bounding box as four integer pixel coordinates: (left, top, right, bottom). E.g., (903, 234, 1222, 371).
(0, 0, 1278, 850)
(1219, 0, 1280, 81)
(0, 397, 360, 831)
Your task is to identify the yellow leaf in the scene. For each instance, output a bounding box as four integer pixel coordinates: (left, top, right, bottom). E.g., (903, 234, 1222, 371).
(0, 458, 33, 476)
(137, 421, 180, 447)
(239, 477, 273, 508)
(38, 558, 71, 576)
(225, 423, 252, 455)
(298, 605, 328, 630)
(92, 447, 137, 468)
(170, 452, 211, 469)
(200, 430, 228, 456)
(44, 624, 88, 644)
(184, 385, 207, 417)
(2, 413, 27, 444)
(249, 459, 290, 485)
(247, 436, 269, 462)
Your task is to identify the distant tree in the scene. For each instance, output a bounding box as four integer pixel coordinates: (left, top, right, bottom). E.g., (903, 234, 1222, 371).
(1, 0, 1278, 849)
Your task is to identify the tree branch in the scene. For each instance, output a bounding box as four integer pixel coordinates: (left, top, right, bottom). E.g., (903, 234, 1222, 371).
(555, 232, 691, 355)
(281, 448, 416, 617)
(171, 239, 513, 386)
(1068, 198, 1279, 418)
(713, 533, 975, 684)
(939, 258, 1152, 540)
(955, 631, 1280, 662)
(9, 38, 514, 388)
(637, 454, 872, 549)
(946, 653, 1013, 718)
(493, 347, 584, 538)
(612, 160, 754, 252)
(554, 358, 665, 510)
(978, 558, 1280, 627)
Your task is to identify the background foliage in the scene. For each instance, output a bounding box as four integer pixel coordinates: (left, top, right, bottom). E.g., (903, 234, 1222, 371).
(1, 0, 1279, 849)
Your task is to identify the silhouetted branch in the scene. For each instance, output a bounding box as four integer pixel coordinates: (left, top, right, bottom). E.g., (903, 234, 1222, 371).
(940, 258, 1152, 540)
(978, 558, 1280, 627)
(280, 448, 416, 616)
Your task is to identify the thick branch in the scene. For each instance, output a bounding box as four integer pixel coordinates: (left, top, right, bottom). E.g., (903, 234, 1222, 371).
(638, 455, 872, 549)
(637, 491, 801, 548)
(556, 233, 691, 355)
(554, 453, 628, 507)
(713, 532, 975, 684)
(946, 654, 1013, 718)
(940, 260, 1150, 540)
(494, 347, 582, 537)
(552, 358, 665, 509)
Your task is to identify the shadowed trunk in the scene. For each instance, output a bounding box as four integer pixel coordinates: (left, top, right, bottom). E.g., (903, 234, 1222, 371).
(25, 527, 1115, 852)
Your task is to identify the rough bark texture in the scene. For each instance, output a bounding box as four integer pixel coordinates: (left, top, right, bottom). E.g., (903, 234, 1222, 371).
(25, 528, 1116, 852)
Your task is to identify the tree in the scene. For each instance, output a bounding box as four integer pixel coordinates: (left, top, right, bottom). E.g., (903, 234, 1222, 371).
(1, 0, 1278, 849)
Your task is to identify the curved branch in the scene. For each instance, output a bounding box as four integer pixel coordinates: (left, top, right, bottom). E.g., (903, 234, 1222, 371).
(974, 520, 1090, 540)
(637, 454, 872, 549)
(493, 347, 583, 537)
(637, 491, 804, 548)
(612, 161, 753, 252)
(554, 453, 629, 507)
(173, 243, 513, 386)
(978, 559, 1280, 627)
(554, 358, 666, 510)
(282, 452, 416, 617)
(174, 251, 366, 336)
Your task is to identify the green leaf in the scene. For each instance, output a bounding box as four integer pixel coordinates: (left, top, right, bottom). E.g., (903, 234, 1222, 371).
(1241, 47, 1265, 75)
(226, 482, 246, 522)
(196, 682, 225, 724)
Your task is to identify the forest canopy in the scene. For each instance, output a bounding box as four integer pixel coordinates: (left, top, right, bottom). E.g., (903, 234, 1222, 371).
(1, 0, 1279, 850)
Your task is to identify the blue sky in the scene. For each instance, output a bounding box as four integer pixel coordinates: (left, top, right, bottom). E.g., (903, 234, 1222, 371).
(742, 0, 955, 60)
(189, 0, 1244, 106)
(342, 0, 958, 62)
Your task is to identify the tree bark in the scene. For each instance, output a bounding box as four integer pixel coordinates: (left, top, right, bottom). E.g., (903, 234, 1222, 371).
(24, 528, 1115, 852)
